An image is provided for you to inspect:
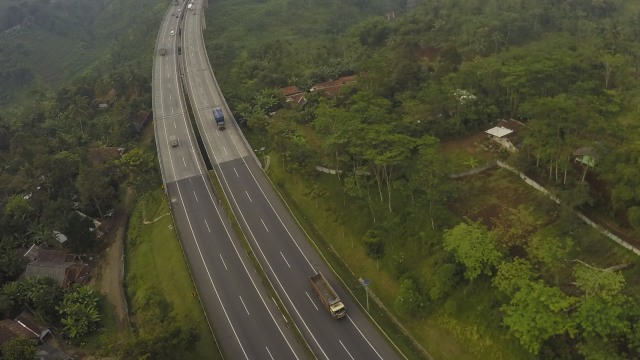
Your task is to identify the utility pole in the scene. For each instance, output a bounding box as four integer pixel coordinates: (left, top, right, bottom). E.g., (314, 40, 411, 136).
(359, 278, 371, 312)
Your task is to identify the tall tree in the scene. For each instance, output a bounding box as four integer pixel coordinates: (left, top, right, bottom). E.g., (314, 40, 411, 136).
(22, 276, 64, 323)
(571, 263, 633, 358)
(106, 289, 199, 359)
(63, 212, 97, 253)
(443, 221, 503, 281)
(45, 151, 81, 195)
(363, 126, 415, 212)
(394, 278, 425, 316)
(493, 257, 537, 297)
(528, 235, 572, 283)
(408, 135, 450, 229)
(502, 280, 577, 354)
(597, 141, 640, 210)
(0, 239, 25, 283)
(491, 205, 541, 249)
(117, 148, 159, 195)
(76, 165, 116, 218)
(0, 338, 37, 360)
(58, 285, 101, 340)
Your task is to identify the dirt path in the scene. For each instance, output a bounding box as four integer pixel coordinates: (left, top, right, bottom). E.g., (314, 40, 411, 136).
(90, 204, 129, 332)
(91, 194, 171, 332)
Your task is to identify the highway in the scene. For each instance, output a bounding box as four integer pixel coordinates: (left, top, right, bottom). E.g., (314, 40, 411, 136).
(181, 1, 402, 359)
(152, 2, 304, 359)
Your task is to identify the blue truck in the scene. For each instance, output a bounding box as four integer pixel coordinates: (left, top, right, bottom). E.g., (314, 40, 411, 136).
(213, 107, 225, 130)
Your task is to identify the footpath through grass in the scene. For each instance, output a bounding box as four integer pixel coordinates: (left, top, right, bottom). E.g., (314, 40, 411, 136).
(125, 189, 220, 359)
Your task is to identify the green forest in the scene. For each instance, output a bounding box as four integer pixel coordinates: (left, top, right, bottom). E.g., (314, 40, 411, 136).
(204, 0, 640, 358)
(0, 0, 203, 358)
(0, 0, 164, 103)
(1, 0, 640, 358)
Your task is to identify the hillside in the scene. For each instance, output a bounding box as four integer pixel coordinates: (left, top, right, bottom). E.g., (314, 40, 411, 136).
(204, 0, 640, 358)
(0, 0, 212, 357)
(0, 0, 165, 105)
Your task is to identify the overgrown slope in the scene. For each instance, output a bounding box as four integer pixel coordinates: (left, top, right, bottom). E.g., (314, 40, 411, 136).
(0, 0, 166, 104)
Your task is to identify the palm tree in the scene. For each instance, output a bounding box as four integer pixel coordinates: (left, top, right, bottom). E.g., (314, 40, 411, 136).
(58, 286, 101, 339)
(27, 221, 54, 246)
(464, 156, 479, 169)
(60, 303, 101, 339)
(0, 293, 14, 315)
(1, 280, 24, 306)
(17, 163, 42, 193)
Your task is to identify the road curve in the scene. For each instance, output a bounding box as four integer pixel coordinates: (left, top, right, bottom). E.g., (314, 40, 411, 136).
(152, 2, 305, 359)
(181, 1, 403, 359)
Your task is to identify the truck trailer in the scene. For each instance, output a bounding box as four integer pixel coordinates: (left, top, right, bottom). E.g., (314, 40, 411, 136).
(309, 272, 346, 319)
(213, 107, 225, 130)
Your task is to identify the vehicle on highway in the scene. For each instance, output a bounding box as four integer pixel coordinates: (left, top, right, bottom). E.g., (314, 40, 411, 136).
(170, 30, 175, 36)
(159, 48, 166, 56)
(213, 107, 225, 130)
(169, 135, 179, 147)
(309, 272, 346, 319)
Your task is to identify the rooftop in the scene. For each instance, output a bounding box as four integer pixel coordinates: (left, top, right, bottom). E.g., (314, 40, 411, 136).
(279, 85, 301, 97)
(15, 311, 51, 342)
(0, 319, 38, 346)
(24, 249, 88, 288)
(310, 75, 357, 96)
(485, 126, 513, 138)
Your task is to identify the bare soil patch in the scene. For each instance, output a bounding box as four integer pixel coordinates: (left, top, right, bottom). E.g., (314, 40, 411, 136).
(89, 205, 129, 332)
(440, 132, 498, 161)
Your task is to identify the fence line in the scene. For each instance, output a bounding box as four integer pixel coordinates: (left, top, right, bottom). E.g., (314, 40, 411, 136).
(320, 159, 639, 256)
(448, 161, 497, 179)
(495, 160, 640, 256)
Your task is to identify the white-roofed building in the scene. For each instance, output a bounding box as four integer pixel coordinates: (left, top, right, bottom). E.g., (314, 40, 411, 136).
(485, 119, 525, 152)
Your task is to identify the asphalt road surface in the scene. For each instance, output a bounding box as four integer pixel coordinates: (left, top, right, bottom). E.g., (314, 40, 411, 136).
(181, 2, 402, 359)
(153, 2, 305, 359)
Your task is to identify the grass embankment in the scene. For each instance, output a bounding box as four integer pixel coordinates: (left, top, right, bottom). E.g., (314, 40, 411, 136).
(267, 147, 640, 360)
(125, 189, 220, 359)
(266, 155, 532, 360)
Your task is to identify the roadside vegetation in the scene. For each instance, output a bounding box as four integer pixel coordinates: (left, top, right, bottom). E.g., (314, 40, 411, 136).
(206, 0, 640, 358)
(0, 0, 218, 357)
(2, 0, 640, 358)
(102, 189, 219, 359)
